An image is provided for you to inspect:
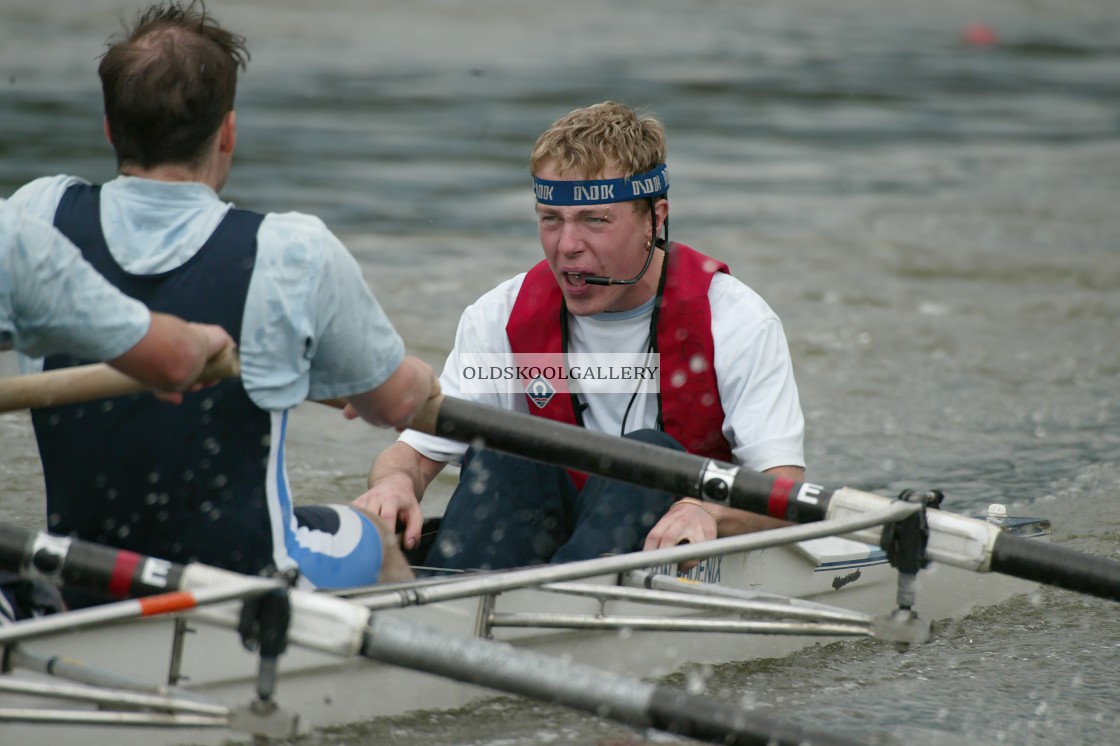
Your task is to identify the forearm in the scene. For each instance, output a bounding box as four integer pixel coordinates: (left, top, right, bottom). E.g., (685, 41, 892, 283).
(367, 441, 445, 499)
(347, 355, 438, 429)
(109, 313, 210, 391)
(711, 507, 791, 536)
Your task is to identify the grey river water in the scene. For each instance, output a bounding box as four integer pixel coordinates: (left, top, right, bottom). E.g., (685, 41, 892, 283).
(2, 0, 1119, 744)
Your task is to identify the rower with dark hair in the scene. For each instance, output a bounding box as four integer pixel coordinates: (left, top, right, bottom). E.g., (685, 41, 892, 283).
(8, 1, 437, 594)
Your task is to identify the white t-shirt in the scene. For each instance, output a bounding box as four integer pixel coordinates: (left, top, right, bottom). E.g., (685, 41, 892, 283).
(0, 198, 149, 359)
(400, 267, 805, 472)
(9, 175, 405, 410)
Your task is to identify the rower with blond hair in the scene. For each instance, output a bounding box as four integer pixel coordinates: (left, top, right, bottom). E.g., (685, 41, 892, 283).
(356, 101, 805, 571)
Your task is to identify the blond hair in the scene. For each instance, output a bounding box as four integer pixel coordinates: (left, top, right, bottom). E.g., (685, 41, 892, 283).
(530, 101, 666, 179)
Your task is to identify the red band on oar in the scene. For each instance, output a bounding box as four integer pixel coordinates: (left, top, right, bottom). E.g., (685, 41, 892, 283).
(107, 550, 142, 599)
(138, 591, 198, 617)
(768, 477, 796, 519)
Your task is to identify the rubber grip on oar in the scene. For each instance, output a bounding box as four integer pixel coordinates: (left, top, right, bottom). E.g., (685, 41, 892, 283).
(408, 392, 443, 436)
(991, 533, 1120, 603)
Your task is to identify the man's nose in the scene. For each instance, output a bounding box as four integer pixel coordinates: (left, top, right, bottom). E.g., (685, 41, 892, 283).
(556, 220, 584, 255)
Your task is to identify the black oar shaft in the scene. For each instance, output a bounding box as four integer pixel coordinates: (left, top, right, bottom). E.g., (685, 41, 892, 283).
(0, 524, 185, 600)
(426, 396, 1120, 603)
(436, 396, 706, 496)
(363, 614, 861, 746)
(991, 534, 1120, 601)
(433, 396, 832, 521)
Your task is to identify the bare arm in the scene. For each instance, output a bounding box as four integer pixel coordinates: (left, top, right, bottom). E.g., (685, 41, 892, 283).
(109, 314, 233, 402)
(352, 441, 447, 551)
(335, 355, 442, 550)
(344, 355, 438, 430)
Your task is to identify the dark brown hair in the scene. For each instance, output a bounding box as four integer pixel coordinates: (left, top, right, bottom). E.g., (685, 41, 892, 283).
(98, 1, 249, 169)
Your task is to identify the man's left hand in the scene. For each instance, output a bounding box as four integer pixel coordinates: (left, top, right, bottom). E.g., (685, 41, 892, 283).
(642, 498, 719, 570)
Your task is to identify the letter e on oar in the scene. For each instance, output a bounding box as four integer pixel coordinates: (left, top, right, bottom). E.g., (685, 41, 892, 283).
(141, 558, 173, 589)
(797, 482, 824, 505)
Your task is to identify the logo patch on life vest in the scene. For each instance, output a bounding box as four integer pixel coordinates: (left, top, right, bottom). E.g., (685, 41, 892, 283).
(525, 375, 555, 408)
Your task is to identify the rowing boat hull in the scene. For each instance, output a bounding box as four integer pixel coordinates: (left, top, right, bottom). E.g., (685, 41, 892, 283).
(0, 530, 1042, 746)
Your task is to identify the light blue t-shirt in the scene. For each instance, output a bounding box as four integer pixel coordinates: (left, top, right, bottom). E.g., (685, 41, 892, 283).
(0, 198, 149, 359)
(8, 176, 405, 410)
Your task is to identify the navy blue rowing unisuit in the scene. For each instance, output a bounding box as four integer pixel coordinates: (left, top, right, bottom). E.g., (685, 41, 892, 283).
(32, 184, 382, 589)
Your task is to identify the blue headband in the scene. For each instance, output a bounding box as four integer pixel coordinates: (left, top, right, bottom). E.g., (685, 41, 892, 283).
(533, 164, 669, 206)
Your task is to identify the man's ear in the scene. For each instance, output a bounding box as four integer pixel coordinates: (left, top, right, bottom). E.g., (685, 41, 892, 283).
(219, 110, 237, 154)
(103, 116, 112, 145)
(655, 197, 669, 235)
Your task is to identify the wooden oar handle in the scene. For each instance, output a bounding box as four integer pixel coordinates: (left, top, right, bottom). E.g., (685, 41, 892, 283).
(0, 345, 242, 413)
(198, 344, 240, 382)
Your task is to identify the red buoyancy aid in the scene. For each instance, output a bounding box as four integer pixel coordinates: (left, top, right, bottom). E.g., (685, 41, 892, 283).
(506, 243, 734, 485)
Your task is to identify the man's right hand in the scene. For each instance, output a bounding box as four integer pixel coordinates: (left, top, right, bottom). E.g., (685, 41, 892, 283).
(186, 323, 236, 390)
(195, 322, 235, 359)
(351, 473, 425, 552)
(145, 319, 235, 404)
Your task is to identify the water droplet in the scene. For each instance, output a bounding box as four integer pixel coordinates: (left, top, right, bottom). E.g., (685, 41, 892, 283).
(437, 533, 462, 558)
(685, 666, 710, 695)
